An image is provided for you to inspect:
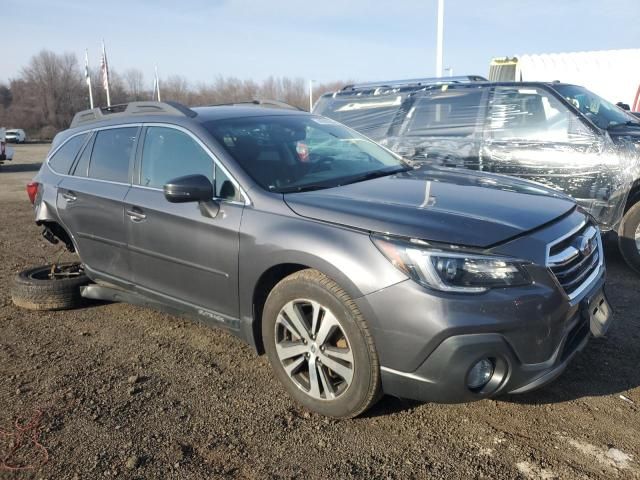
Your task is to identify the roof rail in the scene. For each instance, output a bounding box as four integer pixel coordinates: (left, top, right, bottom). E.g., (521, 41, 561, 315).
(208, 99, 303, 111)
(70, 101, 197, 128)
(341, 75, 488, 91)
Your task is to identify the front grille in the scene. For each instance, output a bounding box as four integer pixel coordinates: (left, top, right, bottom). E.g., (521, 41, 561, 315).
(547, 221, 602, 300)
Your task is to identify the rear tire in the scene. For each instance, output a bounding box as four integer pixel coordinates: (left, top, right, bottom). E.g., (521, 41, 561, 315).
(11, 263, 90, 310)
(618, 201, 640, 274)
(262, 269, 381, 418)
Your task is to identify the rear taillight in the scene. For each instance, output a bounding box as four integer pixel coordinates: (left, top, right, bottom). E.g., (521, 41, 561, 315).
(26, 182, 40, 205)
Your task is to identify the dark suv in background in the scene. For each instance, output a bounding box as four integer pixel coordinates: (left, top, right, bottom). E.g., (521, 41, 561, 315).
(314, 79, 640, 273)
(26, 101, 611, 417)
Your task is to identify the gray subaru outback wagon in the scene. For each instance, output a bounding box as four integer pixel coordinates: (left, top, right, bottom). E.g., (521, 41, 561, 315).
(25, 101, 611, 417)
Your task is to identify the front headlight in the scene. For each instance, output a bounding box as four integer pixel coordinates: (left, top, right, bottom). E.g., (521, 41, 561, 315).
(372, 235, 532, 293)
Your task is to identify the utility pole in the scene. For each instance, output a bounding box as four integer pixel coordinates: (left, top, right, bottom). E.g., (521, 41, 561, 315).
(436, 0, 444, 77)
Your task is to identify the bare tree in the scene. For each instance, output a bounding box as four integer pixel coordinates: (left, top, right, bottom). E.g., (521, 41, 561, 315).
(123, 68, 145, 101)
(2, 49, 351, 137)
(162, 75, 191, 104)
(19, 50, 85, 132)
(0, 84, 11, 109)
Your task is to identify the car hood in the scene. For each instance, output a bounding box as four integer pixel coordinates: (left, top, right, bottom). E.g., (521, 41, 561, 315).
(284, 167, 575, 248)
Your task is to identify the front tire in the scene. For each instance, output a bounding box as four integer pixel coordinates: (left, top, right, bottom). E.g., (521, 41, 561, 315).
(262, 269, 381, 418)
(618, 201, 640, 274)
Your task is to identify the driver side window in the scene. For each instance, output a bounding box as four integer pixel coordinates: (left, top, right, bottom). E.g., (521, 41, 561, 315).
(140, 127, 212, 189)
(140, 126, 242, 202)
(487, 87, 591, 143)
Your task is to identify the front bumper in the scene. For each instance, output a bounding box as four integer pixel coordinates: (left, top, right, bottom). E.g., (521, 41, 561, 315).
(355, 262, 607, 404)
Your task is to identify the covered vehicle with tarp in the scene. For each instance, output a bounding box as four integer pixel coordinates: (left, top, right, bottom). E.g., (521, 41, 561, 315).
(313, 80, 640, 272)
(313, 76, 486, 141)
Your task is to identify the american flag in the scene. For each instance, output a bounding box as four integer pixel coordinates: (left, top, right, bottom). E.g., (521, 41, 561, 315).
(84, 50, 91, 86)
(152, 66, 161, 102)
(100, 42, 109, 92)
(85, 49, 94, 109)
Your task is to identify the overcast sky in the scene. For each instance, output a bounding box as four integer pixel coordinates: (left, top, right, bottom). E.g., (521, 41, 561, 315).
(5, 0, 640, 87)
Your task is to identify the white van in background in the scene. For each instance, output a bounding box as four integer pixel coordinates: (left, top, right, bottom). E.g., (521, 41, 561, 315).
(0, 127, 15, 165)
(6, 128, 26, 143)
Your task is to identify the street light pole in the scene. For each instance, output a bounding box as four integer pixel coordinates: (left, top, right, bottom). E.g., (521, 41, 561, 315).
(436, 0, 444, 78)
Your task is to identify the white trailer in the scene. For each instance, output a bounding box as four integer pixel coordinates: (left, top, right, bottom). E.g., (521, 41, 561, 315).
(489, 48, 640, 111)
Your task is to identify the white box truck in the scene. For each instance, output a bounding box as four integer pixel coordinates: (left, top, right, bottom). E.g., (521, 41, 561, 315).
(489, 49, 640, 111)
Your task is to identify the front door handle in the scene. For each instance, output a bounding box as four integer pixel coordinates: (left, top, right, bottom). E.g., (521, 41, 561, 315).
(62, 191, 77, 202)
(126, 207, 147, 222)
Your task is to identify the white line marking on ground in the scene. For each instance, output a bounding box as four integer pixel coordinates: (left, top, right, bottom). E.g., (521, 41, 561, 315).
(516, 461, 558, 480)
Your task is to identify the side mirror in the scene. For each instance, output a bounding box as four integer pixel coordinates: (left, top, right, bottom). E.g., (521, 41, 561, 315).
(163, 174, 213, 203)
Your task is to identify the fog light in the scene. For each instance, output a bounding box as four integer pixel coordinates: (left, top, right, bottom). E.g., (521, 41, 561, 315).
(467, 358, 494, 390)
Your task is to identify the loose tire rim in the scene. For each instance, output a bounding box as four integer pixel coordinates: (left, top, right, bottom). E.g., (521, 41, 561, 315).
(29, 263, 83, 281)
(274, 299, 354, 401)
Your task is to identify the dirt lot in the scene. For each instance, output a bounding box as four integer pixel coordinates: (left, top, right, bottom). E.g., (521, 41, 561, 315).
(0, 144, 639, 479)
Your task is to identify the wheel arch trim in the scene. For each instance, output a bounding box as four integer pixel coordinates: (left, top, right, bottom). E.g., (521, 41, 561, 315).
(242, 253, 368, 354)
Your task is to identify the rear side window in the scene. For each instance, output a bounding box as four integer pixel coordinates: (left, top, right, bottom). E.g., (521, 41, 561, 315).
(72, 134, 94, 177)
(140, 126, 212, 189)
(48, 134, 88, 174)
(314, 95, 404, 140)
(399, 89, 486, 137)
(89, 127, 137, 183)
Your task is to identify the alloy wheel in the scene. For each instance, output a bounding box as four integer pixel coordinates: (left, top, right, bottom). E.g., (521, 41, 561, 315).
(274, 299, 354, 400)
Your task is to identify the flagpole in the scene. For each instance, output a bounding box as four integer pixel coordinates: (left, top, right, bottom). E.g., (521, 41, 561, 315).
(102, 40, 111, 107)
(85, 49, 94, 109)
(155, 66, 161, 102)
(435, 0, 444, 77)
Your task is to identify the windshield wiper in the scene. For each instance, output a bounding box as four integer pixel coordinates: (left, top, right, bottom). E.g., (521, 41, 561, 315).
(341, 166, 412, 186)
(607, 120, 640, 130)
(279, 166, 411, 193)
(278, 184, 334, 193)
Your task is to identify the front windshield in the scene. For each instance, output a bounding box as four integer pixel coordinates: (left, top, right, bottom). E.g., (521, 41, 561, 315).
(553, 84, 640, 129)
(205, 115, 406, 193)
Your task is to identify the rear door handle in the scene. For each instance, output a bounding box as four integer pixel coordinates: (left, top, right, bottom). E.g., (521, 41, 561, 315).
(61, 191, 77, 202)
(126, 207, 147, 222)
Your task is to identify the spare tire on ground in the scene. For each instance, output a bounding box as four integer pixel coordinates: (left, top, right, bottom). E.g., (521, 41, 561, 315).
(11, 263, 90, 311)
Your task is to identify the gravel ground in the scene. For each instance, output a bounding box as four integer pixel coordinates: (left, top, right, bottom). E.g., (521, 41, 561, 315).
(0, 144, 639, 479)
